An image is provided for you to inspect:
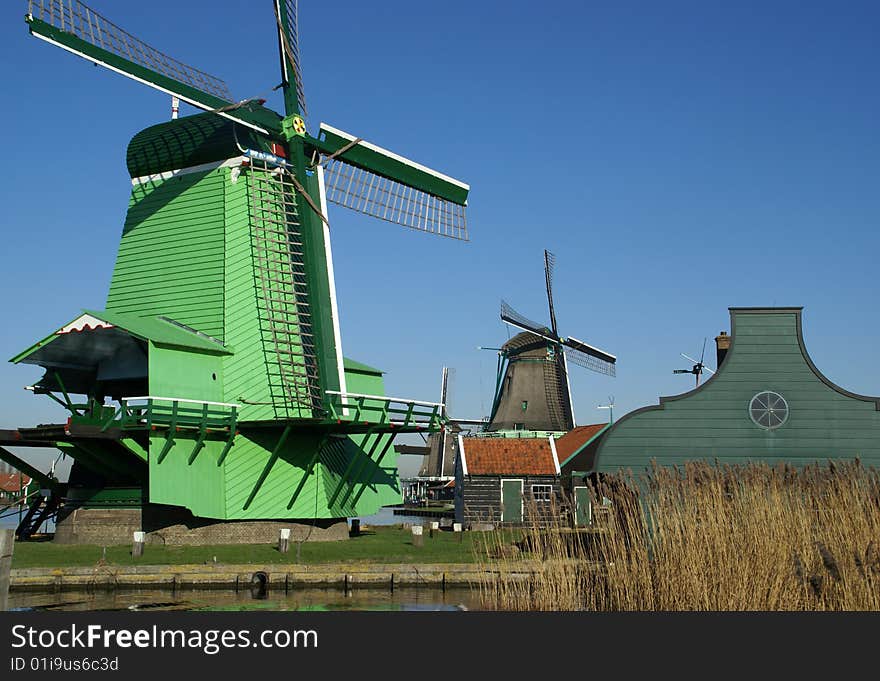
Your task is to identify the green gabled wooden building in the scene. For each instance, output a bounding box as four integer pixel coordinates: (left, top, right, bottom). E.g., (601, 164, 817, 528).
(595, 308, 880, 473)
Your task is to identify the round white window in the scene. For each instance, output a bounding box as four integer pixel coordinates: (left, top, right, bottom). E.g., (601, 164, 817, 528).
(749, 391, 789, 430)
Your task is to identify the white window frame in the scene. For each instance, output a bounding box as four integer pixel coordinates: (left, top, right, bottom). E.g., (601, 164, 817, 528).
(531, 484, 553, 503)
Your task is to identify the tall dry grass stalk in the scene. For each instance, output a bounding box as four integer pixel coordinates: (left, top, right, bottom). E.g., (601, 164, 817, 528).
(476, 461, 880, 610)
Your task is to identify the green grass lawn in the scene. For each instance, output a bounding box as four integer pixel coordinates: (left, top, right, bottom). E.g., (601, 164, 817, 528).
(10, 526, 507, 569)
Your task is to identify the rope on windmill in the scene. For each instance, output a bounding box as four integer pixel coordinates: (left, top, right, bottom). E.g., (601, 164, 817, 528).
(316, 137, 363, 168)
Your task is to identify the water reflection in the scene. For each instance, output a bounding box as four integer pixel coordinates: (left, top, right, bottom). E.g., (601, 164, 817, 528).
(10, 587, 479, 612)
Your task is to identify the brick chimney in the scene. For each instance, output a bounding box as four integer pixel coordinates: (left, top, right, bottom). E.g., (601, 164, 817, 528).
(715, 331, 730, 368)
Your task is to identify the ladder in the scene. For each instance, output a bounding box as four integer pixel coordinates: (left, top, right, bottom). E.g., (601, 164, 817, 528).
(247, 161, 322, 418)
(16, 493, 59, 540)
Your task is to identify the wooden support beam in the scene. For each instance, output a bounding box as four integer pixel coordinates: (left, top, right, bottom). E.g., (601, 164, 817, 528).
(339, 434, 396, 507)
(351, 435, 394, 506)
(327, 430, 380, 508)
(243, 425, 291, 510)
(287, 435, 329, 510)
(187, 407, 210, 465)
(216, 432, 237, 467)
(0, 446, 56, 488)
(155, 402, 179, 464)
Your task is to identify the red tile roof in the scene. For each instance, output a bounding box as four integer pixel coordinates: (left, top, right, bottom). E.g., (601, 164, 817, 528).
(0, 473, 31, 493)
(461, 438, 557, 476)
(555, 424, 609, 466)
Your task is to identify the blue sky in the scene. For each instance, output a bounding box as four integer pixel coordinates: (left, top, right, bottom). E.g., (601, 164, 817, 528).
(1, 1, 879, 478)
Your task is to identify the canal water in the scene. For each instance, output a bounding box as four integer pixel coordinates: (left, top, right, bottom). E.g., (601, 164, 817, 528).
(356, 506, 435, 527)
(0, 506, 428, 533)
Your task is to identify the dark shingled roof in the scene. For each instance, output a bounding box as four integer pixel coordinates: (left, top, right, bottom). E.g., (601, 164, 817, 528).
(461, 438, 558, 476)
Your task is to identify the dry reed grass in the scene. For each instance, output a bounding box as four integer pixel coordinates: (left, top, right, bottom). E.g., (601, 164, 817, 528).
(476, 460, 880, 610)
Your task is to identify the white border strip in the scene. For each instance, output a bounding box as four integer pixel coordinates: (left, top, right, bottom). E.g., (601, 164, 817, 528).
(31, 32, 269, 136)
(458, 434, 468, 476)
(565, 335, 617, 362)
(319, 122, 469, 191)
(316, 165, 348, 415)
(549, 435, 561, 475)
(325, 390, 444, 409)
(562, 350, 577, 428)
(131, 158, 243, 186)
(122, 396, 240, 408)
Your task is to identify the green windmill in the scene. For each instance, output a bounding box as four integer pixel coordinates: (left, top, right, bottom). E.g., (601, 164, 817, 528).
(3, 1, 469, 541)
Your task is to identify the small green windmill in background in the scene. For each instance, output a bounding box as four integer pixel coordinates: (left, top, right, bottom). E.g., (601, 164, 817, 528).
(2, 0, 470, 538)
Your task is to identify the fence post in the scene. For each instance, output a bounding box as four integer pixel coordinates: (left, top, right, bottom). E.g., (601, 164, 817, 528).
(279, 528, 290, 554)
(0, 529, 14, 611)
(411, 524, 424, 547)
(132, 531, 145, 558)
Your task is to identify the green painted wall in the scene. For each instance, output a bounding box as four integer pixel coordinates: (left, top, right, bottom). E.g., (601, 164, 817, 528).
(148, 436, 227, 518)
(107, 170, 226, 340)
(597, 308, 880, 473)
(149, 343, 224, 402)
(147, 358, 401, 520)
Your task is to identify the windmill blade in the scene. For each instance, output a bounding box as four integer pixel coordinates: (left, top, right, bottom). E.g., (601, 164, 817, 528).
(681, 353, 716, 374)
(274, 0, 307, 116)
(24, 1, 268, 134)
(500, 301, 556, 340)
(562, 336, 617, 377)
(544, 250, 558, 336)
(315, 123, 469, 240)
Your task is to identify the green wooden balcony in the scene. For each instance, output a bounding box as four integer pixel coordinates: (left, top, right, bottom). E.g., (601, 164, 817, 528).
(99, 396, 239, 433)
(325, 391, 445, 432)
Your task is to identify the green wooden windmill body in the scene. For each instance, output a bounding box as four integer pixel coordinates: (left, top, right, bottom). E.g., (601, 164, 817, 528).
(7, 1, 469, 524)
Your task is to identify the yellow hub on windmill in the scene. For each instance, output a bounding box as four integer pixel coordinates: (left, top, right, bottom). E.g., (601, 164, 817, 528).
(282, 114, 307, 139)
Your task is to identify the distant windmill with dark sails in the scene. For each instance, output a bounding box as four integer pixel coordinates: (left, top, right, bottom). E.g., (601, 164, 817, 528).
(486, 250, 617, 432)
(673, 338, 716, 388)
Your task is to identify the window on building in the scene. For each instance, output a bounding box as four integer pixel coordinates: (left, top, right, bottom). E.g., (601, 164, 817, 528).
(514, 423, 525, 430)
(749, 391, 789, 430)
(531, 484, 552, 502)
(521, 400, 528, 412)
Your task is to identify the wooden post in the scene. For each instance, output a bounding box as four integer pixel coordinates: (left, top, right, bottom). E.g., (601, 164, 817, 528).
(411, 524, 424, 547)
(131, 531, 145, 558)
(0, 529, 14, 612)
(453, 522, 463, 543)
(350, 519, 360, 537)
(429, 521, 439, 538)
(278, 528, 290, 554)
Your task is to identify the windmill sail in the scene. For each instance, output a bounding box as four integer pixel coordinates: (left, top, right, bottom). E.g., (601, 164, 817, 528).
(544, 250, 558, 336)
(316, 124, 469, 241)
(24, 0, 270, 133)
(275, 0, 307, 116)
(562, 336, 617, 376)
(500, 301, 555, 340)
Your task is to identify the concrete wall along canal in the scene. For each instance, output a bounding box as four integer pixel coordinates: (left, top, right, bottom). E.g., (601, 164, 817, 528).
(8, 563, 539, 594)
